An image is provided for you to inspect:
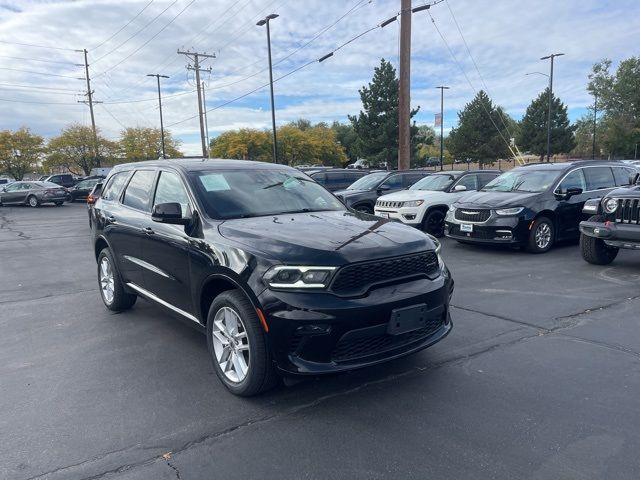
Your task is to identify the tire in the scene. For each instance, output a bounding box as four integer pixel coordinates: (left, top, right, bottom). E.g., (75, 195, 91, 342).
(206, 290, 278, 396)
(27, 195, 39, 208)
(354, 204, 373, 214)
(527, 216, 554, 253)
(97, 248, 137, 312)
(422, 209, 446, 237)
(54, 201, 64, 206)
(580, 215, 619, 265)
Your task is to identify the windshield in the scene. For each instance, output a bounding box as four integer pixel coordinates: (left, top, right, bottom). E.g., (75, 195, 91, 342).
(78, 179, 99, 188)
(347, 172, 387, 190)
(482, 170, 560, 193)
(189, 169, 346, 220)
(410, 174, 455, 191)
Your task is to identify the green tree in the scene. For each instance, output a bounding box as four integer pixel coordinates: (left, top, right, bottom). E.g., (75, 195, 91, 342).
(330, 121, 358, 163)
(518, 88, 576, 161)
(447, 90, 512, 166)
(588, 57, 640, 158)
(210, 129, 272, 161)
(348, 59, 419, 167)
(46, 124, 119, 175)
(0, 127, 45, 180)
(118, 127, 182, 161)
(571, 111, 605, 158)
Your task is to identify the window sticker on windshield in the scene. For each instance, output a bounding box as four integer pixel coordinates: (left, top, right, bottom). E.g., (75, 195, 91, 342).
(283, 177, 302, 190)
(200, 174, 231, 192)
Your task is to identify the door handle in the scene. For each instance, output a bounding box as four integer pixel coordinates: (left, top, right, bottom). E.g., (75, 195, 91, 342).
(143, 227, 155, 235)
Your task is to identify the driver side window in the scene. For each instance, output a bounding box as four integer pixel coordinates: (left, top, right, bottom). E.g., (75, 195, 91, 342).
(153, 171, 191, 216)
(557, 169, 586, 194)
(380, 175, 402, 190)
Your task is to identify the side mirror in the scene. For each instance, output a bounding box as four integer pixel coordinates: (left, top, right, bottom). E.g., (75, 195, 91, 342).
(152, 202, 189, 225)
(453, 185, 467, 192)
(0, 187, 5, 192)
(564, 187, 583, 199)
(630, 173, 640, 185)
(377, 184, 391, 193)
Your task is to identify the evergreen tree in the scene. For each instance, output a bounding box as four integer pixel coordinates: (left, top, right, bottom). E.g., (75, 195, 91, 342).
(348, 59, 418, 167)
(517, 88, 575, 161)
(447, 90, 512, 166)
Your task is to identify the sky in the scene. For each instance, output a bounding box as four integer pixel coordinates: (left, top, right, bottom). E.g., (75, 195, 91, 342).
(0, 0, 638, 155)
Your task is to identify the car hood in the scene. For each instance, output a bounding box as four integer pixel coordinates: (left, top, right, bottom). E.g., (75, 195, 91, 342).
(334, 189, 369, 198)
(217, 210, 433, 264)
(455, 190, 540, 208)
(378, 190, 450, 202)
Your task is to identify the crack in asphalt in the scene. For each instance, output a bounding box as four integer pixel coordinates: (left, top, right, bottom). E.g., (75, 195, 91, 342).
(167, 460, 181, 479)
(0, 288, 97, 305)
(555, 334, 640, 360)
(0, 210, 31, 240)
(451, 304, 546, 330)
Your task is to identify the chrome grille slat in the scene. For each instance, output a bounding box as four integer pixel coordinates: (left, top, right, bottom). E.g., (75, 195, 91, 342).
(454, 209, 491, 222)
(614, 199, 640, 225)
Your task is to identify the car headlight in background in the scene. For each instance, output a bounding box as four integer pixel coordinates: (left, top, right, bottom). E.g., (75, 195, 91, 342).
(264, 266, 336, 289)
(603, 198, 618, 214)
(403, 200, 424, 208)
(495, 207, 524, 216)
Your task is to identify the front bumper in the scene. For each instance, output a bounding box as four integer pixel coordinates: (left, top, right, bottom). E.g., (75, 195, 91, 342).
(580, 220, 640, 249)
(258, 271, 454, 375)
(445, 214, 530, 245)
(374, 207, 422, 226)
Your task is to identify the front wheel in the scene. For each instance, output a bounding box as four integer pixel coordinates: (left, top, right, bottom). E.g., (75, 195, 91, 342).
(54, 201, 64, 206)
(207, 290, 278, 396)
(27, 195, 39, 208)
(422, 209, 446, 237)
(354, 205, 373, 214)
(97, 248, 137, 311)
(527, 216, 554, 253)
(580, 215, 619, 265)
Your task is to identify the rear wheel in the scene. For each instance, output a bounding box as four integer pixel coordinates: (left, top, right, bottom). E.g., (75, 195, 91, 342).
(54, 201, 63, 206)
(27, 195, 39, 208)
(206, 290, 278, 396)
(422, 209, 446, 237)
(580, 215, 619, 265)
(527, 216, 554, 253)
(97, 248, 137, 311)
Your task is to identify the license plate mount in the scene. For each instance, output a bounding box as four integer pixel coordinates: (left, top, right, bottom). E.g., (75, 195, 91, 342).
(460, 223, 473, 233)
(378, 212, 390, 219)
(388, 304, 427, 335)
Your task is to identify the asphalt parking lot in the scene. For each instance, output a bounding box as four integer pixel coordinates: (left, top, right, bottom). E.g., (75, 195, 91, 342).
(2, 202, 640, 480)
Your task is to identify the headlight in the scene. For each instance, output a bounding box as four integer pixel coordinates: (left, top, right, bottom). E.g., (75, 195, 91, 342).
(403, 200, 424, 208)
(264, 266, 336, 289)
(603, 198, 618, 214)
(495, 207, 524, 216)
(425, 234, 445, 270)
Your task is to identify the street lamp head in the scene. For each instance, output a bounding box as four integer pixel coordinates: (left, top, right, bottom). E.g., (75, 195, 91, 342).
(267, 13, 279, 20)
(257, 13, 278, 26)
(435, 86, 450, 90)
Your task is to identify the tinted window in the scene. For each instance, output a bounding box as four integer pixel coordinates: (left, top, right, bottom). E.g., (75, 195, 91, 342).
(381, 175, 403, 190)
(478, 173, 499, 188)
(483, 169, 559, 193)
(454, 174, 478, 190)
(102, 171, 130, 202)
(404, 173, 427, 187)
(123, 170, 156, 211)
(584, 167, 615, 191)
(347, 172, 388, 190)
(310, 172, 326, 184)
(612, 167, 635, 186)
(5, 183, 22, 191)
(154, 171, 190, 215)
(557, 169, 586, 194)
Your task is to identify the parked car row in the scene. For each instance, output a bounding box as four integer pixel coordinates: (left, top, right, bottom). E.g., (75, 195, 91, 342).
(0, 181, 68, 207)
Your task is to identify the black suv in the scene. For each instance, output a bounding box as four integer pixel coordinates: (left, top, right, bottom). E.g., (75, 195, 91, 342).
(90, 160, 453, 396)
(308, 169, 369, 192)
(579, 172, 640, 264)
(445, 161, 636, 253)
(334, 170, 431, 214)
(43, 174, 76, 189)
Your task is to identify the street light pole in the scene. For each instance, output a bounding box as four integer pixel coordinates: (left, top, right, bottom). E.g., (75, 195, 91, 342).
(257, 13, 279, 164)
(592, 92, 597, 160)
(436, 86, 449, 171)
(540, 53, 564, 162)
(147, 73, 170, 159)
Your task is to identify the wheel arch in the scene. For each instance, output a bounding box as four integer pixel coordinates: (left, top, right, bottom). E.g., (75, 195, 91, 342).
(199, 272, 262, 326)
(534, 209, 557, 229)
(94, 235, 111, 262)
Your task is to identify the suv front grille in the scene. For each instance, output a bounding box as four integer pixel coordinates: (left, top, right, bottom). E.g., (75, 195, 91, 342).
(614, 199, 640, 224)
(377, 200, 404, 209)
(332, 317, 444, 362)
(331, 251, 439, 296)
(454, 208, 490, 222)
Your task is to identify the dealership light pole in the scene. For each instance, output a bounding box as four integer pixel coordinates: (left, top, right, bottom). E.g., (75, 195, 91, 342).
(257, 13, 279, 164)
(435, 86, 449, 171)
(147, 73, 170, 158)
(540, 53, 564, 162)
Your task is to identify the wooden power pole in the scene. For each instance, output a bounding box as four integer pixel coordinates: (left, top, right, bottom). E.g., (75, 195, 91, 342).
(398, 0, 412, 171)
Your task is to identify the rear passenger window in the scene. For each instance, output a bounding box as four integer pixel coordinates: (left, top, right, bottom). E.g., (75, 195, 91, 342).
(123, 170, 156, 211)
(101, 172, 130, 202)
(557, 169, 586, 194)
(612, 167, 635, 186)
(584, 167, 615, 191)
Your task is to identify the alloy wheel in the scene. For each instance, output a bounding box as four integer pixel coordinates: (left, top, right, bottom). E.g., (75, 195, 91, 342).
(212, 306, 250, 383)
(99, 256, 115, 304)
(28, 196, 38, 207)
(535, 223, 552, 249)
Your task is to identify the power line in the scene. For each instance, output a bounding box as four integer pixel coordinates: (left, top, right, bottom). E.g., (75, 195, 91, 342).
(92, 0, 179, 64)
(92, 0, 156, 51)
(0, 54, 79, 66)
(0, 40, 76, 51)
(0, 86, 80, 97)
(0, 82, 81, 93)
(0, 97, 79, 105)
(99, 104, 127, 129)
(102, 89, 197, 104)
(0, 67, 83, 80)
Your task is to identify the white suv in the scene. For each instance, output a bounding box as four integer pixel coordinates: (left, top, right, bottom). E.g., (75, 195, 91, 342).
(374, 170, 501, 236)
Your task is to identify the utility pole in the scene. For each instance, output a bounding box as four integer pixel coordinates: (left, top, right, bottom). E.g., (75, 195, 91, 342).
(592, 92, 597, 160)
(257, 14, 279, 164)
(177, 49, 215, 158)
(202, 81, 210, 154)
(398, 0, 412, 171)
(540, 52, 564, 162)
(77, 49, 102, 167)
(436, 86, 449, 171)
(147, 74, 169, 158)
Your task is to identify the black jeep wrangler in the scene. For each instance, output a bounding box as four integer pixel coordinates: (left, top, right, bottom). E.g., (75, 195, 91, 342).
(579, 172, 640, 264)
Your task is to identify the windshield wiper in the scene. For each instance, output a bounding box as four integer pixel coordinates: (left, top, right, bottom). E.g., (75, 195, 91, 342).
(262, 178, 313, 190)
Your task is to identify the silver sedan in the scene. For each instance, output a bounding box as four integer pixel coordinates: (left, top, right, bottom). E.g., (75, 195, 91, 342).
(0, 181, 68, 207)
